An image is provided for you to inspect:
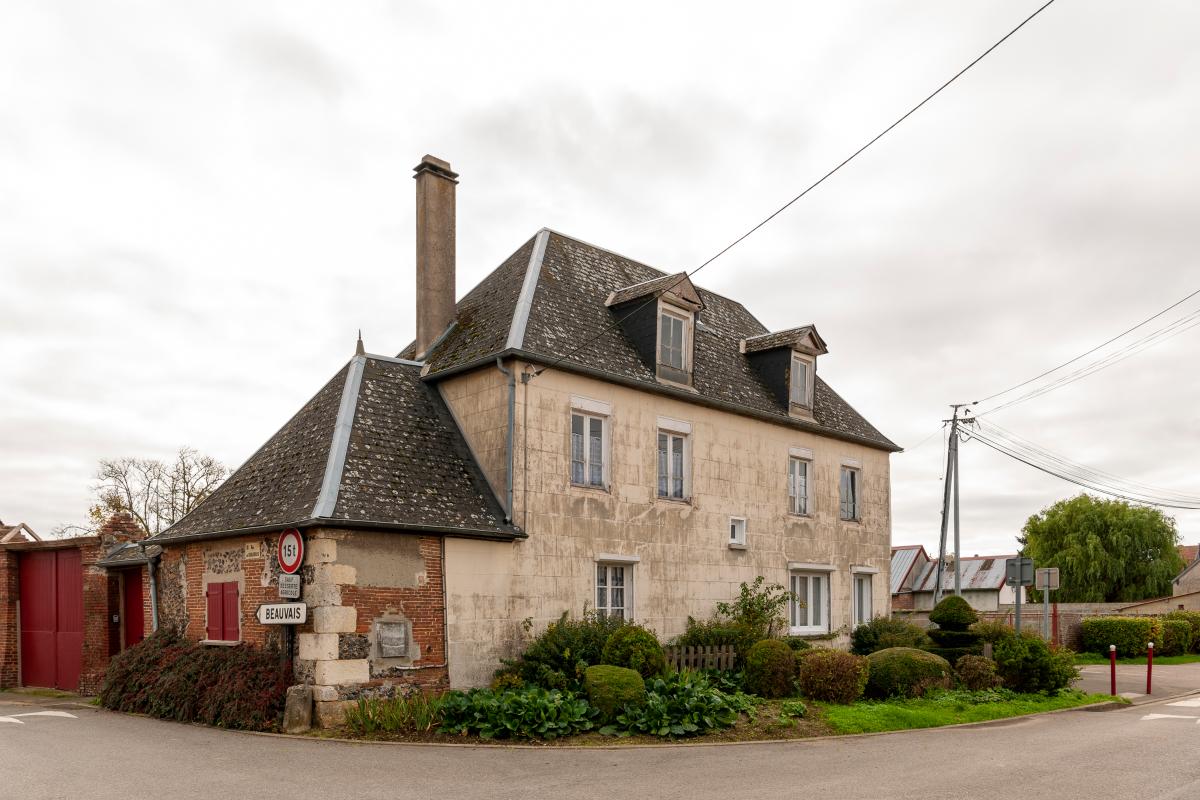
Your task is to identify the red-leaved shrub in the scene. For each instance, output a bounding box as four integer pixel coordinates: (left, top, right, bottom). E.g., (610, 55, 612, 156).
(796, 649, 869, 704)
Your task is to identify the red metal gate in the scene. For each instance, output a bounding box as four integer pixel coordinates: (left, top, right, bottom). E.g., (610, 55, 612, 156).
(122, 570, 144, 648)
(18, 549, 84, 691)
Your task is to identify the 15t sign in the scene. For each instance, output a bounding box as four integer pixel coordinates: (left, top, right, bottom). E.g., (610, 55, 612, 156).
(277, 528, 304, 575)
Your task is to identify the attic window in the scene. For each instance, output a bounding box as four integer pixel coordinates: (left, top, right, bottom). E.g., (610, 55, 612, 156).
(790, 354, 814, 409)
(657, 304, 692, 384)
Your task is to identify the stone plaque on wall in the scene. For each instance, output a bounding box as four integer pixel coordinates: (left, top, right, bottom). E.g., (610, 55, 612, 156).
(377, 621, 410, 658)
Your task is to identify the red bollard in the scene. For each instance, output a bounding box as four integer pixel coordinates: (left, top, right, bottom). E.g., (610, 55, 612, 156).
(1110, 644, 1117, 696)
(1147, 642, 1154, 695)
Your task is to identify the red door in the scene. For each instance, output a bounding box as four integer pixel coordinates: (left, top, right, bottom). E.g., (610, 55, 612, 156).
(123, 570, 144, 648)
(18, 549, 84, 691)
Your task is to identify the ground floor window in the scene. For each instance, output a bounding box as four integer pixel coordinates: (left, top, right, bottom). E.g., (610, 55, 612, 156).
(205, 580, 240, 642)
(789, 572, 828, 634)
(596, 563, 630, 620)
(853, 573, 873, 627)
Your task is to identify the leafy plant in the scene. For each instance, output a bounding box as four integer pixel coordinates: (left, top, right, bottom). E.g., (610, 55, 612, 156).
(779, 699, 808, 721)
(714, 577, 795, 639)
(601, 625, 666, 678)
(605, 672, 753, 738)
(1159, 619, 1193, 656)
(345, 693, 446, 736)
(744, 639, 797, 698)
(501, 610, 628, 690)
(438, 687, 598, 740)
(796, 649, 869, 704)
(993, 633, 1079, 693)
(971, 620, 1017, 645)
(864, 647, 952, 699)
(955, 655, 1003, 691)
(584, 665, 646, 720)
(850, 617, 932, 655)
(1080, 617, 1161, 657)
(1164, 611, 1200, 653)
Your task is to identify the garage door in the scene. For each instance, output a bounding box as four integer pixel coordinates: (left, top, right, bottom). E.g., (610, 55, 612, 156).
(19, 549, 84, 691)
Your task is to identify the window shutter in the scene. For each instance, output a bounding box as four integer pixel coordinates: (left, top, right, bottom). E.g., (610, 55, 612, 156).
(221, 582, 240, 642)
(205, 584, 222, 641)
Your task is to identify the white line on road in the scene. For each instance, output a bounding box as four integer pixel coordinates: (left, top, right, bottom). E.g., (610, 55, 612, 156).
(1166, 698, 1200, 708)
(12, 711, 76, 719)
(0, 717, 24, 725)
(1140, 713, 1198, 721)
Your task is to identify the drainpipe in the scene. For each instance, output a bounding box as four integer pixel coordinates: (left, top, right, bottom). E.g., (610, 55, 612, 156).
(496, 357, 515, 523)
(143, 544, 162, 632)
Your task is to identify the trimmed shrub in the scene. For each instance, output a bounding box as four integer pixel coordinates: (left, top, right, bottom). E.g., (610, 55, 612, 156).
(1165, 611, 1200, 653)
(993, 632, 1079, 693)
(671, 617, 761, 666)
(439, 686, 598, 740)
(584, 665, 646, 720)
(1080, 617, 1161, 657)
(780, 636, 812, 652)
(850, 616, 931, 655)
(955, 655, 1003, 691)
(503, 611, 628, 690)
(99, 629, 288, 731)
(863, 647, 951, 699)
(796, 649, 869, 704)
(601, 625, 666, 679)
(929, 595, 979, 630)
(1159, 619, 1193, 656)
(971, 620, 1017, 645)
(744, 639, 797, 699)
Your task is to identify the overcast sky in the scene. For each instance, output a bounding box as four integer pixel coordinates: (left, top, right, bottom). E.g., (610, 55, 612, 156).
(3, 0, 1198, 556)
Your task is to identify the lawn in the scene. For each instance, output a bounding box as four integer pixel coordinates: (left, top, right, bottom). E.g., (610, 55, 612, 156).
(817, 690, 1118, 735)
(1074, 652, 1200, 666)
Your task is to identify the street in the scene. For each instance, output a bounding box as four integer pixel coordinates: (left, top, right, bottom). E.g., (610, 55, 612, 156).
(2, 690, 1198, 800)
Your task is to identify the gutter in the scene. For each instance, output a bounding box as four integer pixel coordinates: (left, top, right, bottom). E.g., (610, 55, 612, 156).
(494, 356, 516, 523)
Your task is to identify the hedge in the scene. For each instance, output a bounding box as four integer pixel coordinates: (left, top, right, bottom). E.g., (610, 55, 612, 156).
(863, 647, 951, 699)
(744, 639, 796, 699)
(1159, 619, 1193, 657)
(1164, 611, 1200, 653)
(796, 649, 868, 704)
(1079, 617, 1161, 657)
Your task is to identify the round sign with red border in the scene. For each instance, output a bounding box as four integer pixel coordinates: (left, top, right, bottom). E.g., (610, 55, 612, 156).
(277, 529, 304, 575)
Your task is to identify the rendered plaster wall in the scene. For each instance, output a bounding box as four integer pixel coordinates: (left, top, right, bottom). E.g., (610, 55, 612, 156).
(436, 365, 511, 508)
(443, 362, 893, 688)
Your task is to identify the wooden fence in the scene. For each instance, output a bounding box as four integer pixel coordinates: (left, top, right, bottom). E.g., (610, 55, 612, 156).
(664, 645, 737, 672)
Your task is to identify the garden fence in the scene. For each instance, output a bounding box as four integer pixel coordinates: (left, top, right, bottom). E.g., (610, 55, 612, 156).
(664, 645, 737, 672)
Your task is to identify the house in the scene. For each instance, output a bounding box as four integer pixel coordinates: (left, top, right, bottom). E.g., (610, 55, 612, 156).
(891, 545, 1017, 613)
(123, 155, 897, 725)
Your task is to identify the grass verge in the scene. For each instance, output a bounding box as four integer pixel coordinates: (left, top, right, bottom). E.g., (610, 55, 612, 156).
(818, 690, 1117, 735)
(1074, 653, 1200, 666)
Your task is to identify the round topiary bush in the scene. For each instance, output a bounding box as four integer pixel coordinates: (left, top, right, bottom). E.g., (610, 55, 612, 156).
(584, 665, 646, 720)
(928, 595, 979, 631)
(601, 625, 666, 679)
(863, 647, 951, 699)
(850, 616, 931, 655)
(796, 649, 869, 704)
(744, 639, 797, 698)
(955, 654, 1002, 691)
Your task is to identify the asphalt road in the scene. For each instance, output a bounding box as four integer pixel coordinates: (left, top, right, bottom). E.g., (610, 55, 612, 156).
(2, 692, 1198, 800)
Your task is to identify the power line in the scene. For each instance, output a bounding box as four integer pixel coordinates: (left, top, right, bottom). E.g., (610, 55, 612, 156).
(533, 0, 1061, 378)
(969, 287, 1200, 407)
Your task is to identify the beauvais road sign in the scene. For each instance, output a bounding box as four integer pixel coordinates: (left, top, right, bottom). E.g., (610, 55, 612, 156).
(256, 603, 307, 625)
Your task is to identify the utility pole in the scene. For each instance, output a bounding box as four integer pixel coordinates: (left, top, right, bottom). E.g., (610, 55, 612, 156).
(935, 405, 974, 606)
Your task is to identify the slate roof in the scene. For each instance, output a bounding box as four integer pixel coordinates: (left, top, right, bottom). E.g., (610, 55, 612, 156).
(151, 356, 517, 543)
(605, 273, 696, 308)
(742, 326, 827, 355)
(97, 542, 148, 568)
(411, 230, 897, 451)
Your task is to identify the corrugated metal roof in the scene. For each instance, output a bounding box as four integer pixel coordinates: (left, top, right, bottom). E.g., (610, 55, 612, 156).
(890, 546, 925, 594)
(913, 554, 1016, 593)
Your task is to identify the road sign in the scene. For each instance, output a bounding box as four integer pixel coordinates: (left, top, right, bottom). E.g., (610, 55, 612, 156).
(256, 603, 307, 625)
(278, 573, 301, 600)
(1005, 557, 1035, 587)
(277, 529, 304, 575)
(1035, 567, 1060, 591)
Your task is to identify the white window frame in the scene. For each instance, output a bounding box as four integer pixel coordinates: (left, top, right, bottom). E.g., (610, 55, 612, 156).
(728, 516, 747, 548)
(595, 562, 633, 620)
(852, 572, 873, 627)
(788, 456, 811, 516)
(570, 410, 609, 490)
(656, 302, 693, 380)
(789, 571, 830, 635)
(656, 428, 690, 501)
(839, 465, 861, 522)
(790, 353, 814, 408)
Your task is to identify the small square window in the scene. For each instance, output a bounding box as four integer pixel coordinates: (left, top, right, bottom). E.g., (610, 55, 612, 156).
(729, 517, 747, 547)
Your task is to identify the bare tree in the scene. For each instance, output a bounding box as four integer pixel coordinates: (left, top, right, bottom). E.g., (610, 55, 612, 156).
(55, 447, 229, 536)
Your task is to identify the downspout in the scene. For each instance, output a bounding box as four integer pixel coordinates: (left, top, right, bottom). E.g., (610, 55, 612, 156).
(143, 544, 162, 632)
(496, 357, 515, 523)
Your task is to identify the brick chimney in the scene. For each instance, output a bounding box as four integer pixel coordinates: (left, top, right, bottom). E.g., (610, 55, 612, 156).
(413, 154, 459, 359)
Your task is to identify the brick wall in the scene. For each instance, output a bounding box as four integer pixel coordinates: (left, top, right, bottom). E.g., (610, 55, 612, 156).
(79, 538, 118, 695)
(0, 549, 17, 687)
(891, 591, 914, 611)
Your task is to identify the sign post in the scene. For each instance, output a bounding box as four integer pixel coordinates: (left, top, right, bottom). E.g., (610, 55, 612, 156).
(1035, 567, 1060, 641)
(274, 529, 305, 664)
(1006, 557, 1035, 633)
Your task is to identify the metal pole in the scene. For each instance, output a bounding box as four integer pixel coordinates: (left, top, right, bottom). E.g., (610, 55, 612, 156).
(1147, 642, 1154, 694)
(1015, 577, 1022, 634)
(1042, 580, 1050, 641)
(934, 413, 958, 606)
(1110, 645, 1117, 696)
(952, 415, 961, 597)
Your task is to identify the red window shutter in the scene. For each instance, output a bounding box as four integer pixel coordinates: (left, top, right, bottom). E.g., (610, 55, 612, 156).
(221, 582, 240, 642)
(205, 584, 222, 641)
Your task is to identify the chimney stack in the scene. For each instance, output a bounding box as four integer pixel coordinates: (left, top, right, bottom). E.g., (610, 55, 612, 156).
(413, 154, 459, 359)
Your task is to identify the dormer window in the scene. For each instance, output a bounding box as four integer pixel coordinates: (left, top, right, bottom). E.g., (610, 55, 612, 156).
(790, 354, 813, 409)
(657, 303, 693, 385)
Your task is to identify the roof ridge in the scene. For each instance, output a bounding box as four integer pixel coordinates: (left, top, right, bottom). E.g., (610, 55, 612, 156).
(311, 355, 367, 518)
(505, 229, 550, 350)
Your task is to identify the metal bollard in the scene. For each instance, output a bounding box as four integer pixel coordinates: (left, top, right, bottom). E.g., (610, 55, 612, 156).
(1110, 644, 1117, 696)
(1147, 642, 1154, 695)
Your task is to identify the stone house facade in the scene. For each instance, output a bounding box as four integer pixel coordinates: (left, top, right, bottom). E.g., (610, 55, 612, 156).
(137, 155, 898, 724)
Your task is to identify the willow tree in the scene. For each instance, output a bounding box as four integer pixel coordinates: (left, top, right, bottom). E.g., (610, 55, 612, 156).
(1020, 494, 1183, 603)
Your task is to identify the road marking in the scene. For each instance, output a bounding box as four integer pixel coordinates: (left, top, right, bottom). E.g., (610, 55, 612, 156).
(11, 711, 76, 719)
(1166, 698, 1200, 708)
(0, 717, 24, 725)
(1140, 713, 1198, 721)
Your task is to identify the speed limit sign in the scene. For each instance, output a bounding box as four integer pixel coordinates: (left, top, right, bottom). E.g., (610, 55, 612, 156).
(277, 529, 304, 575)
